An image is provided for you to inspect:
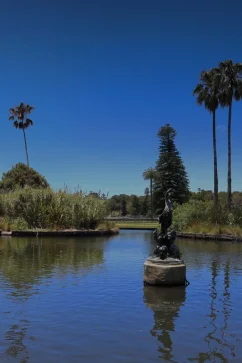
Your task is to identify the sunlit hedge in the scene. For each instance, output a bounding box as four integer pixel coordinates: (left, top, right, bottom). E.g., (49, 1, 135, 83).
(0, 188, 108, 230)
(172, 199, 242, 232)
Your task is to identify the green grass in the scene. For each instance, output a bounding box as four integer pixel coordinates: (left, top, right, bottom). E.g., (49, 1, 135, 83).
(116, 220, 159, 229)
(115, 220, 242, 236)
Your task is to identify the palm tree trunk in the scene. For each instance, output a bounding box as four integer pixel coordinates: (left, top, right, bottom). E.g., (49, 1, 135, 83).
(23, 128, 29, 167)
(213, 111, 219, 215)
(227, 103, 232, 210)
(150, 179, 153, 220)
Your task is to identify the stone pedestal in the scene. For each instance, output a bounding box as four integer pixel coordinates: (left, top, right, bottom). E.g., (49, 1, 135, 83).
(144, 256, 186, 286)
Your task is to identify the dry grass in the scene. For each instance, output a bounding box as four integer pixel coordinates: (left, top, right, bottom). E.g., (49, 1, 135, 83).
(185, 223, 242, 236)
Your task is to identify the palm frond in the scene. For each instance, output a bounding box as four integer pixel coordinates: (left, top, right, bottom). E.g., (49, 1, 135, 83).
(13, 121, 19, 129)
(25, 118, 34, 127)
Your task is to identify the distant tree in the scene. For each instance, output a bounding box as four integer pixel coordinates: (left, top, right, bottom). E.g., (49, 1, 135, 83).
(153, 124, 189, 212)
(193, 69, 220, 211)
(0, 163, 49, 192)
(108, 194, 130, 215)
(88, 191, 101, 199)
(140, 195, 149, 216)
(121, 199, 127, 216)
(143, 168, 156, 219)
(144, 187, 149, 197)
(127, 195, 140, 216)
(218, 60, 242, 210)
(9, 102, 35, 167)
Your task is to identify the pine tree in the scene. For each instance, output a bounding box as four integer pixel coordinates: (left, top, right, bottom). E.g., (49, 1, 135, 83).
(153, 124, 190, 212)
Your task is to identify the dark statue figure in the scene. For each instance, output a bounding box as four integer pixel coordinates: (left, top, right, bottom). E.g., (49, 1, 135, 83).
(159, 188, 173, 236)
(152, 189, 182, 260)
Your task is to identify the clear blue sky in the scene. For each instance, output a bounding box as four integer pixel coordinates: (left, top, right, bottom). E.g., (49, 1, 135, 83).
(1, 0, 242, 196)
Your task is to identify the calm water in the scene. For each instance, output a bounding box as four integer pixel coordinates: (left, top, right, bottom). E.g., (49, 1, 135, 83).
(0, 231, 242, 363)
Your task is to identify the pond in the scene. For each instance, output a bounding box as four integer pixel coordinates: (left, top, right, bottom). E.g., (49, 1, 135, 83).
(0, 230, 242, 363)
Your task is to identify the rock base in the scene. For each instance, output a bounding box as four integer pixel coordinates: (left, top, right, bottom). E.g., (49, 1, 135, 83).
(144, 256, 186, 286)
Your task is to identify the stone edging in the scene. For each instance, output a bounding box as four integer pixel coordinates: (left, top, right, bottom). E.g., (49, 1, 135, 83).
(0, 228, 120, 237)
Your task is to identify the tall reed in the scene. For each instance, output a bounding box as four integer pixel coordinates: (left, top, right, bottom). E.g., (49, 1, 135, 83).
(0, 188, 108, 230)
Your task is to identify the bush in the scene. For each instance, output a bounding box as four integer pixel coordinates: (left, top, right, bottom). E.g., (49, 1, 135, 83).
(0, 163, 49, 192)
(0, 188, 108, 230)
(171, 199, 242, 232)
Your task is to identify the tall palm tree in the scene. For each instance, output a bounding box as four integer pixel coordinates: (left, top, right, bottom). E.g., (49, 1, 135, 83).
(193, 69, 220, 212)
(9, 102, 35, 167)
(217, 60, 242, 210)
(143, 167, 156, 219)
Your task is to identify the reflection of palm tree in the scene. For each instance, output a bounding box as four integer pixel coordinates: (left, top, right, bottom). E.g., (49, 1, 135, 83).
(189, 256, 235, 362)
(143, 286, 186, 361)
(220, 259, 235, 359)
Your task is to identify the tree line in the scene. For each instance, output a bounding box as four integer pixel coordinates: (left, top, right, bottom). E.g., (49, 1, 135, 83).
(193, 59, 242, 213)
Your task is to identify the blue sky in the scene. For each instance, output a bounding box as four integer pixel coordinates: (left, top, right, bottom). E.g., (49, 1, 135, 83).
(0, 0, 242, 196)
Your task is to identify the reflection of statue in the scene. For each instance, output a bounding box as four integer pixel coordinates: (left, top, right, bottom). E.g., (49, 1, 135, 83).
(152, 189, 182, 261)
(143, 286, 186, 361)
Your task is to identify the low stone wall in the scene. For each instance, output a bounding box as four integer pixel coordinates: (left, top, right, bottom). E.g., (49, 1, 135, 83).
(0, 228, 119, 238)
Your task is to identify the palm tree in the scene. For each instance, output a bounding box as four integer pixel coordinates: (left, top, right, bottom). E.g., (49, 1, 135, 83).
(217, 60, 242, 210)
(193, 69, 220, 212)
(143, 167, 156, 219)
(9, 102, 35, 167)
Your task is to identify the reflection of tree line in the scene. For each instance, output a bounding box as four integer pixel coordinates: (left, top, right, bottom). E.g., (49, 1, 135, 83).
(144, 255, 235, 362)
(0, 237, 106, 362)
(0, 237, 105, 289)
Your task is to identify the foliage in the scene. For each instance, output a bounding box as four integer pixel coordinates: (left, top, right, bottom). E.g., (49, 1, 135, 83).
(121, 198, 127, 216)
(0, 188, 108, 230)
(218, 60, 242, 209)
(9, 102, 35, 167)
(143, 168, 156, 219)
(172, 198, 242, 232)
(140, 194, 149, 216)
(153, 124, 190, 212)
(193, 69, 219, 209)
(127, 195, 141, 216)
(0, 163, 49, 192)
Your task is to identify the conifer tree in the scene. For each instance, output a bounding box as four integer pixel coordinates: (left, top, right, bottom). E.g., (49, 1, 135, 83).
(153, 124, 190, 212)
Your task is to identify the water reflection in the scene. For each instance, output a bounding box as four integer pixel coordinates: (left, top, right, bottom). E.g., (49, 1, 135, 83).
(0, 237, 105, 291)
(143, 286, 186, 361)
(5, 319, 30, 363)
(188, 256, 235, 362)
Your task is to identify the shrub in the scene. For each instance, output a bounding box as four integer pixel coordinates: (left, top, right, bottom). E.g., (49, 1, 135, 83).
(0, 188, 108, 230)
(172, 199, 242, 232)
(0, 163, 49, 192)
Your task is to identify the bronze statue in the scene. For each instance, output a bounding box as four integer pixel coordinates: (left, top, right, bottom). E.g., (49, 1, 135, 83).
(152, 189, 182, 260)
(159, 188, 172, 236)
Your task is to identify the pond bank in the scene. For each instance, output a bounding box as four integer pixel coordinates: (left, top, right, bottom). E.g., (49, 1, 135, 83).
(0, 228, 119, 237)
(119, 227, 242, 242)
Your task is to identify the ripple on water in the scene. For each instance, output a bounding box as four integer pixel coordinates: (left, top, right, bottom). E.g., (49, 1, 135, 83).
(0, 232, 242, 362)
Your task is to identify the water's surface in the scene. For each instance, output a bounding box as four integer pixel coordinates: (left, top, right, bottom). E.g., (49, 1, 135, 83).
(0, 231, 242, 363)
